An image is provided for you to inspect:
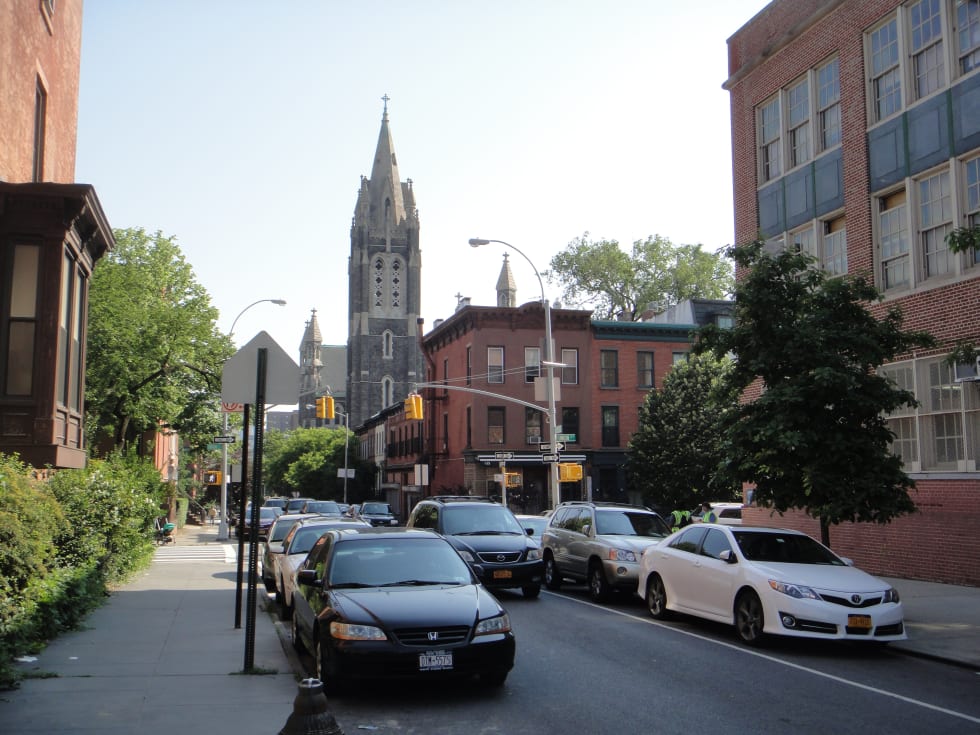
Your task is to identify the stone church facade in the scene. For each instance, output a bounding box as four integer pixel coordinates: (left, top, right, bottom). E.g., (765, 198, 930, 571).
(346, 101, 423, 428)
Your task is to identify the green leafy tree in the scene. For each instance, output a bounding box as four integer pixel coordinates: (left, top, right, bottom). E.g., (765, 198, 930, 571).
(695, 241, 935, 546)
(627, 354, 740, 513)
(546, 233, 734, 320)
(86, 228, 233, 453)
(264, 427, 375, 500)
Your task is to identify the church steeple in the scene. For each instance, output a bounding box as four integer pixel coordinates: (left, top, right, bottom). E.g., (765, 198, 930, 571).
(299, 308, 324, 427)
(496, 253, 517, 307)
(366, 94, 406, 233)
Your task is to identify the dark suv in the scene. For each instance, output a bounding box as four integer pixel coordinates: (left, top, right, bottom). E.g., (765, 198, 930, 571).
(541, 501, 671, 602)
(407, 496, 543, 598)
(357, 501, 399, 527)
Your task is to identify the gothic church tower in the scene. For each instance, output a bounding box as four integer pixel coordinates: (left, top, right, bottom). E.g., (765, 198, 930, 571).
(347, 99, 423, 427)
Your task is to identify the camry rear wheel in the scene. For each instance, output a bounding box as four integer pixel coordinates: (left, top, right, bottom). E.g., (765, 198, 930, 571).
(735, 590, 765, 645)
(646, 574, 669, 620)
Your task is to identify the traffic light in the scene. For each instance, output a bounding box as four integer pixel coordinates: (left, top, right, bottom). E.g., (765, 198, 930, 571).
(315, 396, 327, 419)
(558, 463, 583, 482)
(325, 396, 335, 420)
(205, 471, 222, 485)
(404, 393, 423, 420)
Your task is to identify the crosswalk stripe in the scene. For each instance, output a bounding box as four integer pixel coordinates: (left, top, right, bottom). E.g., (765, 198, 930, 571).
(154, 545, 237, 563)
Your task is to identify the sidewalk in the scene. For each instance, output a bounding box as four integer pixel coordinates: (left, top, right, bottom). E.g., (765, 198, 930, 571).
(0, 523, 299, 735)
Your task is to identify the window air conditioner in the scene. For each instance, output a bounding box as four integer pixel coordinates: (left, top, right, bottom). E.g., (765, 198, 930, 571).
(953, 356, 980, 383)
(528, 435, 542, 444)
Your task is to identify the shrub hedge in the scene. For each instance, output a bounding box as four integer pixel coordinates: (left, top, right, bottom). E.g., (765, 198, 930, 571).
(0, 452, 169, 689)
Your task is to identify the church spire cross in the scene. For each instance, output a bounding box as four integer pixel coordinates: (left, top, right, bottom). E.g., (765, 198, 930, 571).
(382, 93, 390, 114)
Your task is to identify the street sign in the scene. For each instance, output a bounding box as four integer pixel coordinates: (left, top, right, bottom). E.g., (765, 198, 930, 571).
(494, 452, 515, 460)
(541, 453, 560, 463)
(539, 442, 565, 453)
(556, 433, 576, 442)
(213, 435, 236, 443)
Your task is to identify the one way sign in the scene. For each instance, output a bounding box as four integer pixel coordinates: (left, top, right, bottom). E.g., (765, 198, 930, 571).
(539, 442, 565, 453)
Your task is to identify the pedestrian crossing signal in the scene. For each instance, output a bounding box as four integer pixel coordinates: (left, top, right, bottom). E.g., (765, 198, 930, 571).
(205, 471, 222, 485)
(558, 463, 583, 482)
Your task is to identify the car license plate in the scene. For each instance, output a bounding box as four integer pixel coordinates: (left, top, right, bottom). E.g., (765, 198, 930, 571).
(848, 614, 872, 629)
(419, 650, 453, 671)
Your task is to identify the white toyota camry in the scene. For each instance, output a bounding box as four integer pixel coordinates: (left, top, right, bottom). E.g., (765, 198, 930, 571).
(637, 524, 906, 645)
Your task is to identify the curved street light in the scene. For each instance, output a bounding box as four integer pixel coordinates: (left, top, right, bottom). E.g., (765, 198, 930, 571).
(218, 298, 287, 540)
(469, 238, 560, 510)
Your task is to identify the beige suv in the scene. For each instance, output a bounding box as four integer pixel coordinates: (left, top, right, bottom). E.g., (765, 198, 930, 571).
(541, 502, 671, 602)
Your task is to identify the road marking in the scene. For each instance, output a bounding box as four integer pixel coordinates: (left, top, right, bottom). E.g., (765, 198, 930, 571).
(544, 591, 980, 727)
(154, 544, 237, 563)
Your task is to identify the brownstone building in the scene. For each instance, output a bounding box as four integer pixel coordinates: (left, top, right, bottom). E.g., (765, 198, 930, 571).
(0, 0, 113, 468)
(726, 0, 980, 584)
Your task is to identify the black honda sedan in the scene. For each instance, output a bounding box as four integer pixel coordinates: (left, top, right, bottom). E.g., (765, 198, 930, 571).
(290, 528, 515, 689)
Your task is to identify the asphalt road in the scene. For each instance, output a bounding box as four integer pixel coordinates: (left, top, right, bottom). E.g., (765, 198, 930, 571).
(301, 585, 980, 735)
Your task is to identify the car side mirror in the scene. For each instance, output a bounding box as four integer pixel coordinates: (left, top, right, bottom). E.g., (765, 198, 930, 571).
(718, 549, 737, 564)
(840, 556, 854, 567)
(297, 568, 319, 587)
(582, 524, 592, 536)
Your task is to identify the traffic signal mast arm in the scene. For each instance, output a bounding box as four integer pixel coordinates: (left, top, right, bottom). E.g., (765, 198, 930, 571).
(410, 382, 552, 418)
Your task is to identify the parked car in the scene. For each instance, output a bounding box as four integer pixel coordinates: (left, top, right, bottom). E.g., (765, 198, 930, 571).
(637, 524, 906, 646)
(284, 497, 314, 514)
(301, 500, 343, 516)
(239, 505, 282, 539)
(273, 516, 370, 619)
(357, 501, 399, 527)
(262, 497, 288, 512)
(290, 527, 515, 689)
(541, 501, 671, 602)
(261, 513, 317, 593)
(406, 496, 543, 598)
(514, 514, 548, 538)
(692, 501, 743, 525)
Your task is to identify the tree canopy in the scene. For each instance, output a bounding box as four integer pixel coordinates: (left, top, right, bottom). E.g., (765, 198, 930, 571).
(546, 233, 734, 320)
(694, 241, 935, 545)
(85, 228, 233, 453)
(263, 427, 375, 502)
(626, 353, 741, 513)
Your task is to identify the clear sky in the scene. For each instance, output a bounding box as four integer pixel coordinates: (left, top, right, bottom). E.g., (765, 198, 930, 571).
(76, 0, 769, 353)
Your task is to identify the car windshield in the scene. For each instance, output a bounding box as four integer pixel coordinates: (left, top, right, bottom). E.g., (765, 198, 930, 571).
(328, 538, 472, 587)
(269, 517, 303, 542)
(305, 501, 341, 514)
(361, 502, 391, 514)
(734, 531, 846, 565)
(595, 510, 670, 537)
(442, 505, 524, 535)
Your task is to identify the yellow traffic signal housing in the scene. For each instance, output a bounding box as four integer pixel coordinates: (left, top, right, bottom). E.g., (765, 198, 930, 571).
(206, 471, 222, 485)
(404, 393, 424, 420)
(315, 396, 327, 419)
(325, 396, 336, 420)
(559, 463, 583, 482)
(504, 472, 522, 488)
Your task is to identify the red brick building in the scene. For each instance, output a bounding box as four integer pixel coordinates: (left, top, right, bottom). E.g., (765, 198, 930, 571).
(0, 0, 113, 468)
(726, 0, 980, 584)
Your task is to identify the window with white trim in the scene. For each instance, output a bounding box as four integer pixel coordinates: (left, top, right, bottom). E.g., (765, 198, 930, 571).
(958, 0, 980, 72)
(880, 357, 980, 472)
(524, 346, 540, 383)
(787, 215, 847, 275)
(487, 346, 504, 384)
(787, 78, 810, 168)
(561, 348, 578, 384)
(817, 58, 841, 150)
(879, 189, 910, 289)
(919, 170, 953, 277)
(758, 97, 781, 182)
(870, 18, 902, 121)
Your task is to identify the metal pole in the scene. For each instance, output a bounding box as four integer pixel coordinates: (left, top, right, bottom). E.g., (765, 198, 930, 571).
(218, 412, 229, 540)
(244, 348, 267, 671)
(343, 411, 350, 504)
(544, 297, 560, 510)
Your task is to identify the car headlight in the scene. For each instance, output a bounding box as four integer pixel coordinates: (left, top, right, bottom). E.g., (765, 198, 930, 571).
(881, 587, 900, 604)
(457, 549, 476, 563)
(475, 613, 511, 637)
(329, 622, 387, 641)
(607, 548, 637, 563)
(768, 579, 820, 600)
(526, 548, 542, 561)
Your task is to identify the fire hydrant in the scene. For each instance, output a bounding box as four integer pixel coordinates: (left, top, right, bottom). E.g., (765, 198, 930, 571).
(278, 678, 345, 735)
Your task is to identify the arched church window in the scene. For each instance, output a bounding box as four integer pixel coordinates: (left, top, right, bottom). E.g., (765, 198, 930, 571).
(381, 376, 393, 408)
(390, 258, 402, 309)
(383, 330, 394, 359)
(374, 257, 385, 307)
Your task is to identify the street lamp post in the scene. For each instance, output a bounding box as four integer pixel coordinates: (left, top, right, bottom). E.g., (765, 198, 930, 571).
(468, 238, 560, 510)
(219, 298, 286, 540)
